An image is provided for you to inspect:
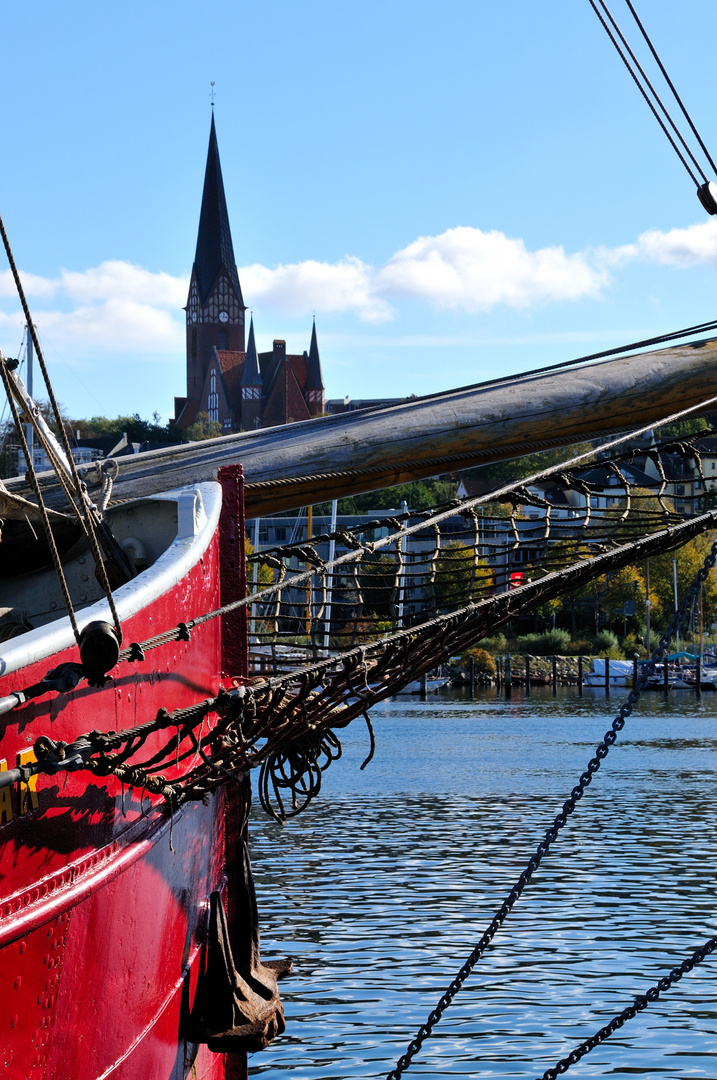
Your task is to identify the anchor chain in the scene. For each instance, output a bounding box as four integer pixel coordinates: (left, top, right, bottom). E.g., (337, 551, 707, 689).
(387, 539, 717, 1080)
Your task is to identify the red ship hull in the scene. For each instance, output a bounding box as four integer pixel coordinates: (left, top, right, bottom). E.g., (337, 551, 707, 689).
(0, 470, 250, 1079)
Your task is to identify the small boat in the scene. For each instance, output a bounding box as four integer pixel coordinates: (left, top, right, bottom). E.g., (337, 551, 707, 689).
(583, 658, 635, 688)
(393, 677, 451, 696)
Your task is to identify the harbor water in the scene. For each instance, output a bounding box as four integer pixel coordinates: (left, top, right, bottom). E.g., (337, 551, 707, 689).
(248, 687, 717, 1078)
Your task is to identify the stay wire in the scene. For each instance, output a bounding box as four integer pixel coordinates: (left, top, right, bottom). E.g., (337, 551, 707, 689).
(624, 0, 717, 179)
(587, 0, 702, 185)
(594, 0, 708, 183)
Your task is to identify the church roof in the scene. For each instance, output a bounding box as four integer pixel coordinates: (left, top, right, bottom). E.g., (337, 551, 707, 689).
(214, 348, 246, 410)
(193, 114, 244, 306)
(262, 360, 312, 427)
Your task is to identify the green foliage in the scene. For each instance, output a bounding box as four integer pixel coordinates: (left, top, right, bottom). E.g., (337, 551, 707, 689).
(434, 541, 493, 610)
(656, 417, 709, 439)
(246, 539, 274, 591)
(74, 410, 181, 445)
(320, 478, 458, 515)
(650, 533, 717, 630)
(185, 412, 223, 442)
(479, 633, 508, 654)
(622, 632, 648, 659)
(359, 552, 396, 618)
(594, 629, 622, 658)
(460, 442, 594, 483)
(515, 628, 572, 655)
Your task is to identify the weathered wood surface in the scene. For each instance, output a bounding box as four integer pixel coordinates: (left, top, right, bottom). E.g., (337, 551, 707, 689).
(6, 338, 717, 517)
(0, 489, 69, 523)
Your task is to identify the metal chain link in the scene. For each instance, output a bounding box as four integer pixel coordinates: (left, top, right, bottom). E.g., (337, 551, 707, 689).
(537, 935, 717, 1080)
(386, 539, 717, 1080)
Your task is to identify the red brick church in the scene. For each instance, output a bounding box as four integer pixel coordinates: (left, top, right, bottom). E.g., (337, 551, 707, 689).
(173, 115, 324, 432)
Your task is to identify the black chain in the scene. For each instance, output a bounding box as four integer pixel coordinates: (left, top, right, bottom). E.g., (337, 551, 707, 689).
(537, 936, 717, 1080)
(387, 539, 717, 1080)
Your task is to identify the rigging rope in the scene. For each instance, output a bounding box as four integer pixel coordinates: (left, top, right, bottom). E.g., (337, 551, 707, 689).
(0, 354, 81, 644)
(0, 214, 126, 641)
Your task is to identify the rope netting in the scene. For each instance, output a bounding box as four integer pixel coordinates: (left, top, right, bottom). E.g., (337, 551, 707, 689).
(245, 425, 717, 660)
(23, 417, 717, 824)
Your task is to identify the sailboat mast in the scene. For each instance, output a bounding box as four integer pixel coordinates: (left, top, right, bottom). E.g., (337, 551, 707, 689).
(24, 325, 33, 465)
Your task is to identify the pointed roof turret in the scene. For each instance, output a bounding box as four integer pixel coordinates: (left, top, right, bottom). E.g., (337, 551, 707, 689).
(193, 114, 244, 306)
(242, 316, 262, 386)
(305, 318, 324, 390)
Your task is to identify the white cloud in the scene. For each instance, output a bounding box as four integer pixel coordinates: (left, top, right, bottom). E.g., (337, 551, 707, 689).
(0, 262, 188, 355)
(601, 218, 717, 271)
(60, 261, 188, 307)
(242, 256, 392, 323)
(0, 268, 59, 299)
(376, 226, 608, 310)
(6, 215, 717, 357)
(37, 301, 184, 350)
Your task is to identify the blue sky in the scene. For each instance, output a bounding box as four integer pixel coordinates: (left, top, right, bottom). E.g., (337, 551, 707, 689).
(2, 1, 717, 422)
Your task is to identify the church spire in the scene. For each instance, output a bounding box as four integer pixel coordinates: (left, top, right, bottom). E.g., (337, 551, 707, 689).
(242, 316, 262, 386)
(305, 318, 324, 390)
(193, 113, 244, 306)
(304, 318, 325, 417)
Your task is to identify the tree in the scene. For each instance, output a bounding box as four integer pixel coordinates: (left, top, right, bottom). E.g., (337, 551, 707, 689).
(72, 411, 181, 445)
(434, 541, 493, 611)
(657, 417, 709, 439)
(359, 552, 396, 619)
(185, 412, 223, 442)
(245, 538, 275, 592)
(594, 565, 659, 632)
(650, 533, 717, 633)
(314, 478, 458, 515)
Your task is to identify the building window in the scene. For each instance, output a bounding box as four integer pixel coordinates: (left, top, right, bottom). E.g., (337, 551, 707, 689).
(208, 368, 219, 422)
(219, 329, 227, 350)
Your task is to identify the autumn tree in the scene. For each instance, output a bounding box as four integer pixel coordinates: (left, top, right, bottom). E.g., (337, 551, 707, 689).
(434, 541, 494, 611)
(650, 533, 717, 632)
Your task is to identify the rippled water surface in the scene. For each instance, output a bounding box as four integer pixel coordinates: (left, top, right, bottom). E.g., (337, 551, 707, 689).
(248, 688, 717, 1078)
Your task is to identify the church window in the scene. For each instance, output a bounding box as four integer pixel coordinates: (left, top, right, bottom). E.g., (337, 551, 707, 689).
(219, 329, 227, 350)
(208, 368, 219, 423)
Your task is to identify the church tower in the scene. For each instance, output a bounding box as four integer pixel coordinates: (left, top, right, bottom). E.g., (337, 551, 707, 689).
(185, 113, 246, 404)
